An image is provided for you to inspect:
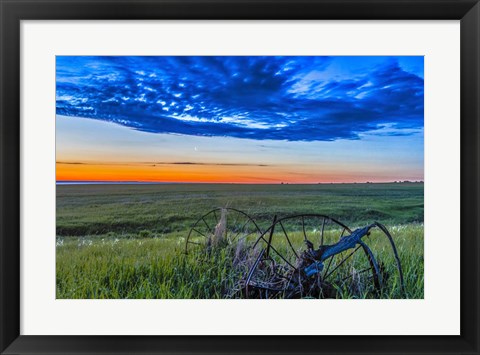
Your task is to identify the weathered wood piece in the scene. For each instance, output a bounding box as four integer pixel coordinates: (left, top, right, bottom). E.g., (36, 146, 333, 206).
(314, 224, 375, 262)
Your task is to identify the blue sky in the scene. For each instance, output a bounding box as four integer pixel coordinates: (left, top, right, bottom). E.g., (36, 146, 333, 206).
(56, 56, 424, 183)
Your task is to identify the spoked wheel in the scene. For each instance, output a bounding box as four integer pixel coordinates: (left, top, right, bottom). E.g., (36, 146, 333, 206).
(245, 214, 383, 299)
(185, 207, 263, 254)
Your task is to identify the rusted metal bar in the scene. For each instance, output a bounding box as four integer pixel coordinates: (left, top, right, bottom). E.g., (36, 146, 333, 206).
(374, 222, 406, 296)
(265, 215, 277, 258)
(245, 248, 266, 298)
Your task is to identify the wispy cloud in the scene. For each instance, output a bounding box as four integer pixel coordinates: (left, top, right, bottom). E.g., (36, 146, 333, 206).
(57, 161, 270, 167)
(153, 162, 269, 167)
(56, 56, 423, 141)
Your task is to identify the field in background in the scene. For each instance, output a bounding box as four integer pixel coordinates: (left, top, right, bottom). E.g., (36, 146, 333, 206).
(56, 183, 424, 299)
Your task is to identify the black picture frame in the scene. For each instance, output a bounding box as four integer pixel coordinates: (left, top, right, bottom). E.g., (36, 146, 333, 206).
(1, 0, 479, 354)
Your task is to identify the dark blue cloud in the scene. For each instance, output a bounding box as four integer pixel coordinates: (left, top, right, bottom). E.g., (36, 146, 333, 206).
(56, 56, 423, 141)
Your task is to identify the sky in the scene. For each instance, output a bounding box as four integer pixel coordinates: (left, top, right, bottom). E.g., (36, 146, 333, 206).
(56, 56, 424, 184)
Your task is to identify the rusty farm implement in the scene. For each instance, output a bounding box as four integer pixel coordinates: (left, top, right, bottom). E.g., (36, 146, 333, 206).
(185, 208, 406, 299)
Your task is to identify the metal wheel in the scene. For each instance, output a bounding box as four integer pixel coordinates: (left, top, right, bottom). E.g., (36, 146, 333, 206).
(245, 214, 383, 298)
(185, 207, 263, 254)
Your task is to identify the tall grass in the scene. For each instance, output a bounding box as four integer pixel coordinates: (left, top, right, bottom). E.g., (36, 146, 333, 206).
(56, 223, 423, 299)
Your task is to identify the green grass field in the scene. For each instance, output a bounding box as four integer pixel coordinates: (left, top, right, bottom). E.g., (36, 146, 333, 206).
(56, 183, 424, 299)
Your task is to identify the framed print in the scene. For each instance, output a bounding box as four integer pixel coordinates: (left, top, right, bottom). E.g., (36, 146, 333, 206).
(1, 0, 479, 354)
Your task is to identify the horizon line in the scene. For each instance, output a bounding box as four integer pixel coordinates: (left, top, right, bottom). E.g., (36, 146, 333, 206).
(56, 180, 424, 185)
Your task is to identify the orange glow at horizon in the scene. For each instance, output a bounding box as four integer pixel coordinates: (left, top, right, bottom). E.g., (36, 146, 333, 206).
(57, 162, 305, 184)
(56, 162, 420, 184)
